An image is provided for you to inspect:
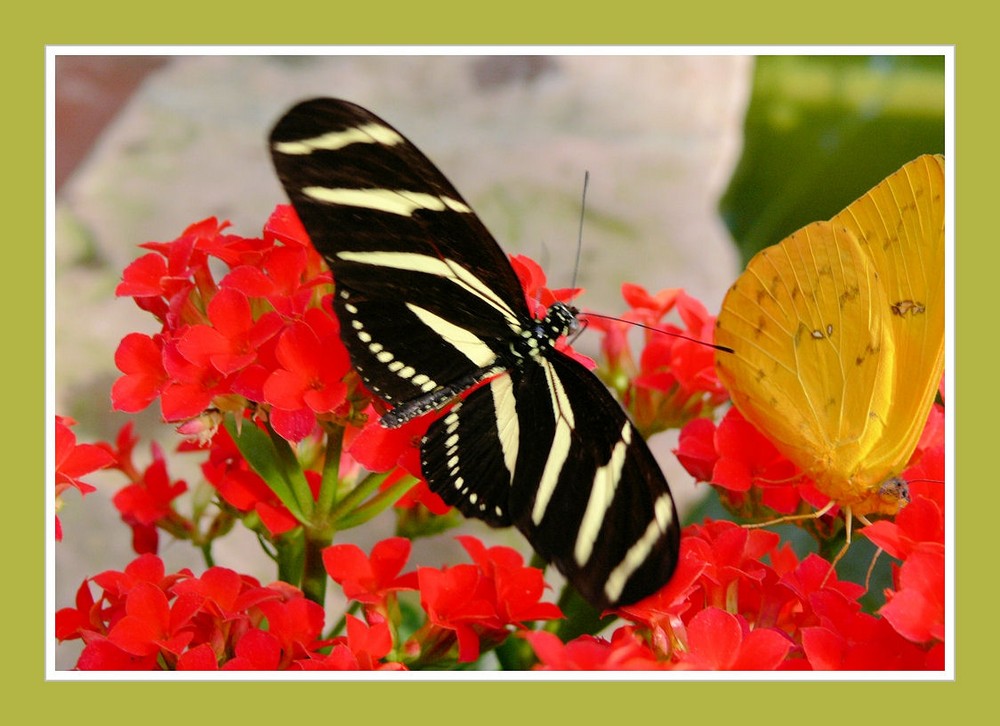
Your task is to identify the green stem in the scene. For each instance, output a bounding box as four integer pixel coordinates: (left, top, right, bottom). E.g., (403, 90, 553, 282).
(200, 543, 215, 569)
(301, 528, 333, 605)
(329, 470, 391, 523)
(316, 425, 343, 516)
(334, 474, 419, 529)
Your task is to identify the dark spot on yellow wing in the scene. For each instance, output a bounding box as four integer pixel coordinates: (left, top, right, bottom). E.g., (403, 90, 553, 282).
(755, 368, 766, 384)
(817, 263, 833, 278)
(839, 285, 859, 308)
(891, 299, 926, 317)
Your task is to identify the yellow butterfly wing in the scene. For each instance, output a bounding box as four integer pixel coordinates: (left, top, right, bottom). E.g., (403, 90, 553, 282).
(715, 155, 944, 517)
(832, 155, 945, 478)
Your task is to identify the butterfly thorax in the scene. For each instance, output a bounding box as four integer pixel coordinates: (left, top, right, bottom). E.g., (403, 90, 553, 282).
(509, 302, 579, 363)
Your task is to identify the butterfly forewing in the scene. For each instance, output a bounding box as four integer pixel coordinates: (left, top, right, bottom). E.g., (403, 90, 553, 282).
(271, 99, 530, 407)
(269, 98, 679, 608)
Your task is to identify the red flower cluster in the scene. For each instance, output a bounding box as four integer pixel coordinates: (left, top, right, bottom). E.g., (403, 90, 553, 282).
(112, 210, 355, 441)
(676, 400, 946, 536)
(57, 536, 562, 670)
(326, 536, 562, 665)
(54, 204, 948, 672)
(526, 518, 941, 670)
(56, 553, 348, 670)
(585, 284, 728, 436)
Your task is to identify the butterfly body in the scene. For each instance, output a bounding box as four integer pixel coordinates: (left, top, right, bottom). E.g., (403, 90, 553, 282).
(270, 98, 679, 609)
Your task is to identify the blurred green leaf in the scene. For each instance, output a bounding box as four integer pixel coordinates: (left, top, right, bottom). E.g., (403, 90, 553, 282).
(721, 55, 945, 265)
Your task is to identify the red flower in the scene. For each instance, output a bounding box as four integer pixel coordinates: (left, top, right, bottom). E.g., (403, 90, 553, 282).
(254, 595, 328, 663)
(111, 333, 169, 413)
(295, 615, 405, 671)
(55, 579, 102, 642)
(526, 626, 666, 670)
(54, 416, 113, 540)
(176, 287, 283, 377)
(801, 588, 929, 670)
(177, 643, 220, 670)
(863, 496, 944, 560)
(673, 416, 718, 483)
(117, 218, 227, 327)
(323, 537, 418, 606)
(416, 563, 499, 663)
(412, 537, 562, 663)
(879, 544, 945, 645)
(200, 425, 318, 537)
(159, 337, 235, 421)
(112, 443, 188, 554)
(456, 536, 563, 624)
(343, 405, 450, 514)
(75, 637, 160, 670)
(263, 312, 351, 441)
(674, 607, 790, 670)
(105, 581, 197, 658)
(677, 407, 807, 515)
(221, 628, 283, 670)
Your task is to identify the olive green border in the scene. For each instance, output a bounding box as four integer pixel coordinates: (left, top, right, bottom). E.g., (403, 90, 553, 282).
(16, 3, 984, 724)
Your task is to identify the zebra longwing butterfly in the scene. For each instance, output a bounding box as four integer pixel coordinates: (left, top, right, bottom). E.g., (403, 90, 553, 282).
(269, 98, 679, 609)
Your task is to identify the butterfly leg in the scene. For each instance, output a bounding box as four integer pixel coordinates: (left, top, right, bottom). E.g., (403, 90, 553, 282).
(742, 499, 837, 530)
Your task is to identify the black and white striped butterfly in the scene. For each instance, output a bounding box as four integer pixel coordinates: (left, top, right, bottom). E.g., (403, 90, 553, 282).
(269, 98, 679, 609)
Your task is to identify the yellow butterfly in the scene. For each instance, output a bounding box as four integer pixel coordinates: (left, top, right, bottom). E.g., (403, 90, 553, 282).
(714, 155, 944, 528)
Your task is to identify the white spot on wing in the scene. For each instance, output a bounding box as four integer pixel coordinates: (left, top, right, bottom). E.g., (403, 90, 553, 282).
(603, 493, 675, 605)
(406, 303, 496, 368)
(490, 375, 519, 484)
(574, 423, 631, 566)
(532, 360, 575, 525)
(334, 251, 520, 328)
(302, 187, 471, 218)
(273, 122, 403, 155)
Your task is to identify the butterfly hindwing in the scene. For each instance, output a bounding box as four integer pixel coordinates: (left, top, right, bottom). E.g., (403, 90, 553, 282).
(422, 353, 680, 610)
(270, 98, 680, 608)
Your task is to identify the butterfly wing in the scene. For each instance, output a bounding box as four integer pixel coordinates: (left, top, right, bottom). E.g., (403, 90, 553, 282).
(270, 98, 531, 409)
(422, 353, 680, 610)
(833, 154, 945, 476)
(715, 156, 945, 515)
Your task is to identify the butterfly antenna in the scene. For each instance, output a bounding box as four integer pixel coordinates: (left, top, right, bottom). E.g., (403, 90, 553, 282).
(569, 171, 732, 355)
(570, 171, 589, 295)
(581, 310, 734, 354)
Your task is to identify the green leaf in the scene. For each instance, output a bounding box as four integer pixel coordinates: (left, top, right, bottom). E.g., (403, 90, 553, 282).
(224, 417, 311, 526)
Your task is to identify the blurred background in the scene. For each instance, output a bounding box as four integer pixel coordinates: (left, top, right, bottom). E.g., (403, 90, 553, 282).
(52, 53, 945, 668)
